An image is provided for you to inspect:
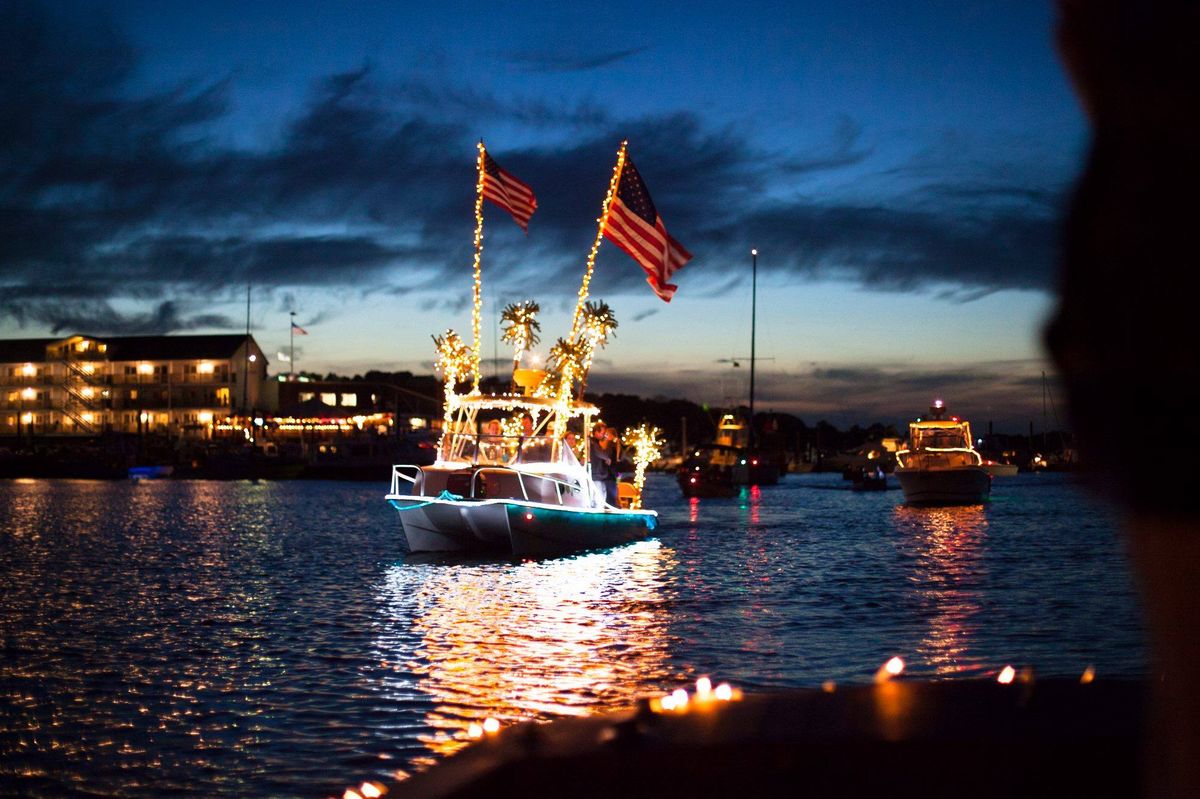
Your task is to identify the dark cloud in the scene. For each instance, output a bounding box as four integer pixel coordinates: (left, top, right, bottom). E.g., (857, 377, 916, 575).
(3, 299, 236, 335)
(504, 45, 651, 73)
(1, 2, 1066, 339)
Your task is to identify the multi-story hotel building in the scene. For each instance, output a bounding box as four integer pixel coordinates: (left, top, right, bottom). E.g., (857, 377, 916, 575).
(1, 334, 267, 438)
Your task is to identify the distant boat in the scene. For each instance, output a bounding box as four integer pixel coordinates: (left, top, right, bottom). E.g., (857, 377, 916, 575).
(895, 401, 991, 506)
(677, 414, 779, 498)
(128, 465, 173, 480)
(850, 464, 889, 491)
(981, 460, 1019, 477)
(678, 443, 740, 498)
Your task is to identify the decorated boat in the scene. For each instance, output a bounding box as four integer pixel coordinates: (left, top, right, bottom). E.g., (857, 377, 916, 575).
(894, 400, 992, 505)
(386, 139, 687, 555)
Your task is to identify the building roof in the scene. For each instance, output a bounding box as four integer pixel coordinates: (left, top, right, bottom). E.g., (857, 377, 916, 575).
(0, 338, 58, 363)
(0, 334, 259, 363)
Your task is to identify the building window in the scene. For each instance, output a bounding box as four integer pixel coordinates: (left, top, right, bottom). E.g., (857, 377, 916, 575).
(340, 393, 357, 407)
(320, 393, 337, 406)
(299, 392, 315, 403)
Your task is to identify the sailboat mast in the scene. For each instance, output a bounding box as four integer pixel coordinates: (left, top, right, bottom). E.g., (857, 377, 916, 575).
(749, 248, 757, 450)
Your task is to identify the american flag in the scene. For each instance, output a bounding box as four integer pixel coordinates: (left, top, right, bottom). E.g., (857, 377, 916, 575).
(291, 320, 308, 335)
(602, 156, 691, 302)
(482, 150, 537, 231)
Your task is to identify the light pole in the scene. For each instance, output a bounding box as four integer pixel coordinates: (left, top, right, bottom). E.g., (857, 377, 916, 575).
(749, 248, 757, 451)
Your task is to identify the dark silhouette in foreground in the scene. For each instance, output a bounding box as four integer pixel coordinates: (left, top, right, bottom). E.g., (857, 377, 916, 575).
(1047, 1, 1200, 796)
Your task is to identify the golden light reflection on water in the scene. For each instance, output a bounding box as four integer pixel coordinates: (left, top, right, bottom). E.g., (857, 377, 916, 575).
(376, 540, 676, 765)
(891, 505, 988, 675)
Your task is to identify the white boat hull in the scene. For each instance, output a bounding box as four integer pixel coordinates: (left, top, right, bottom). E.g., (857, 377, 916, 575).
(896, 467, 991, 506)
(387, 494, 657, 556)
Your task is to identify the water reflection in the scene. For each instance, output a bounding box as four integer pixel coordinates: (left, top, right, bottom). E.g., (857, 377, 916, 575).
(891, 505, 988, 676)
(375, 541, 676, 765)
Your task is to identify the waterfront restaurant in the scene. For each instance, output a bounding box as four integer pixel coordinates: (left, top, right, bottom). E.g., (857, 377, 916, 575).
(0, 334, 268, 439)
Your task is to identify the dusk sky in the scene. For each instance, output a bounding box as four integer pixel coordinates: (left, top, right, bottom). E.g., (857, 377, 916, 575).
(1, 1, 1085, 430)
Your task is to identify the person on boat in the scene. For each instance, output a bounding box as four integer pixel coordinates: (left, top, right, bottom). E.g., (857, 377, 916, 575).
(518, 413, 550, 463)
(480, 419, 503, 464)
(590, 424, 615, 506)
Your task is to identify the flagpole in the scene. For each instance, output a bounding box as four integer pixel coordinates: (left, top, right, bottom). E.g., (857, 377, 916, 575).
(570, 140, 627, 342)
(289, 311, 295, 379)
(470, 140, 486, 393)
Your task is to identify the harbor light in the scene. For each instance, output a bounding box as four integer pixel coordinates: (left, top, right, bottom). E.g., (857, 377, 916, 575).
(696, 676, 712, 696)
(482, 717, 500, 734)
(714, 683, 734, 701)
(466, 723, 483, 739)
(997, 665, 1016, 684)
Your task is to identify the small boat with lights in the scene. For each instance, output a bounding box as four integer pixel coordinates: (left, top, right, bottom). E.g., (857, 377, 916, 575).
(386, 138, 682, 556)
(895, 400, 992, 505)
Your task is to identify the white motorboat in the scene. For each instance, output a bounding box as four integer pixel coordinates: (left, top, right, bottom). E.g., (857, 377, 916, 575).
(385, 139, 680, 556)
(386, 393, 657, 556)
(895, 401, 992, 506)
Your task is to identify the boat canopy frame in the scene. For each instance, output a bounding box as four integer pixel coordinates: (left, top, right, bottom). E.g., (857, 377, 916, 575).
(440, 393, 600, 468)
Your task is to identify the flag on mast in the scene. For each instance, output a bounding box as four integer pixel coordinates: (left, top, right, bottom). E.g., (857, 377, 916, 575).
(291, 320, 308, 335)
(481, 149, 537, 231)
(602, 156, 691, 302)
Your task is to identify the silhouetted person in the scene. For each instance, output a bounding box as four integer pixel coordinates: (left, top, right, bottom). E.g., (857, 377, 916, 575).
(1047, 2, 1200, 796)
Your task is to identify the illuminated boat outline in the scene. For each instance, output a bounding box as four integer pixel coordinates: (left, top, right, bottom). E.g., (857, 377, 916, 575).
(895, 400, 992, 506)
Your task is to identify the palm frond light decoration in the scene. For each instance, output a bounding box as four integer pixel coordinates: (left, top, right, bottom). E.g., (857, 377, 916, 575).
(548, 337, 587, 400)
(499, 300, 542, 380)
(433, 329, 472, 445)
(623, 425, 665, 510)
(578, 299, 617, 397)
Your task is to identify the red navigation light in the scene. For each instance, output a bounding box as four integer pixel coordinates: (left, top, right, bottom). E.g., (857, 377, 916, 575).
(524, 512, 534, 521)
(689, 477, 697, 484)
(751, 458, 758, 466)
(952, 416, 959, 422)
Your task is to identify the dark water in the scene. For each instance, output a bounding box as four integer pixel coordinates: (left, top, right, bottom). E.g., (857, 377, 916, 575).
(0, 472, 1146, 796)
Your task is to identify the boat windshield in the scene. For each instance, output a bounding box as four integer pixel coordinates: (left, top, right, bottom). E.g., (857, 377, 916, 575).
(446, 431, 585, 467)
(912, 427, 970, 450)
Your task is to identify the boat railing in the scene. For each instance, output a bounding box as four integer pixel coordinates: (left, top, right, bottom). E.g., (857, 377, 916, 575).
(390, 464, 422, 495)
